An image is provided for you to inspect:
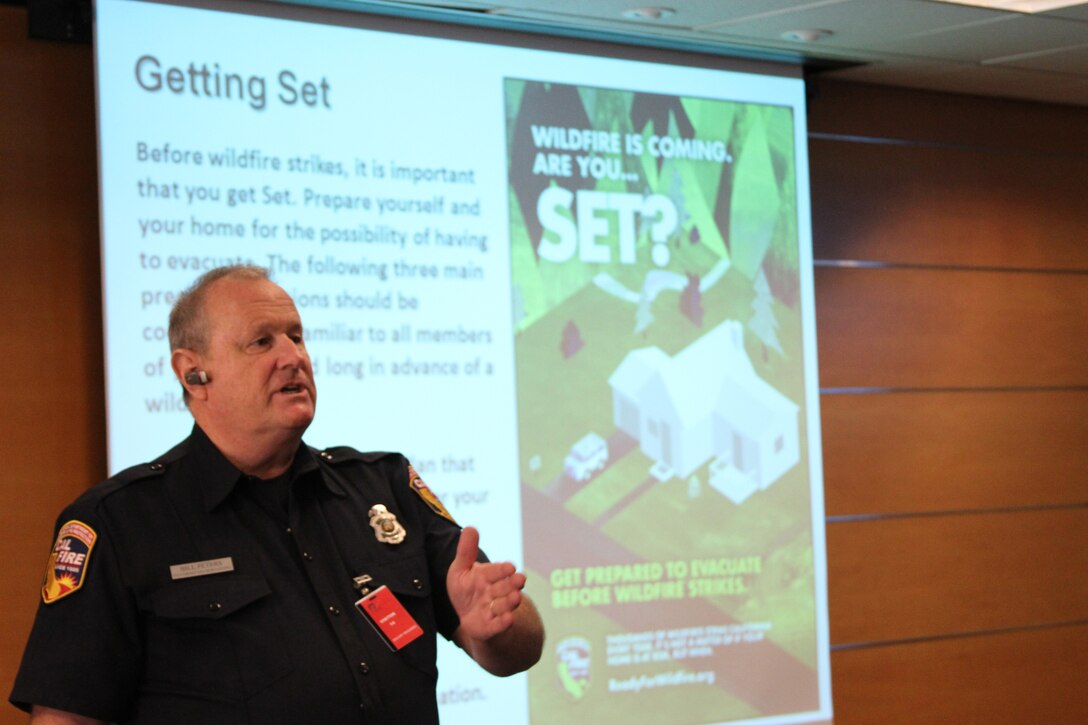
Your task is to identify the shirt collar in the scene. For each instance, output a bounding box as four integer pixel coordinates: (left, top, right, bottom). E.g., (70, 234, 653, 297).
(187, 426, 340, 511)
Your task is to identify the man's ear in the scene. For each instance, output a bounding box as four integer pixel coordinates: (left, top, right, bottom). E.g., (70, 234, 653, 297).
(171, 348, 209, 402)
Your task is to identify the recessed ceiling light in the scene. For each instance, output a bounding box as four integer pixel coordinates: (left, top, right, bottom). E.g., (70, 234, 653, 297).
(780, 29, 833, 43)
(621, 7, 677, 21)
(929, 0, 1086, 13)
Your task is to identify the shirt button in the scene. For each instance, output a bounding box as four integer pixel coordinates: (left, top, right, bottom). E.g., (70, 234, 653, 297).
(302, 552, 314, 561)
(359, 662, 369, 674)
(208, 602, 222, 611)
(412, 578, 423, 590)
(286, 527, 293, 535)
(328, 605, 341, 615)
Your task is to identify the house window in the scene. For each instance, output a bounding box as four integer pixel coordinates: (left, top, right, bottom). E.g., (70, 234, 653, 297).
(775, 435, 784, 453)
(648, 419, 658, 437)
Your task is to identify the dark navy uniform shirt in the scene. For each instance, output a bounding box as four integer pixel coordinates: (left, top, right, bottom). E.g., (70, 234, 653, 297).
(10, 426, 470, 723)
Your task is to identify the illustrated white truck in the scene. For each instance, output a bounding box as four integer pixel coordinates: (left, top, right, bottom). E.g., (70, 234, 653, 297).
(564, 432, 609, 482)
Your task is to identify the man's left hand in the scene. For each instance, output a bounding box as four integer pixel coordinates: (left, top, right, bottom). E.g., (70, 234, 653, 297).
(447, 526, 525, 639)
(447, 526, 544, 676)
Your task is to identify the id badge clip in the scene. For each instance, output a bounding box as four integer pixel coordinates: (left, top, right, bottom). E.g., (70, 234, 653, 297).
(355, 585, 423, 651)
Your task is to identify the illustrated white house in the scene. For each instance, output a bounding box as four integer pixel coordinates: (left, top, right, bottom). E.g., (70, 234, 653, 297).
(608, 320, 799, 503)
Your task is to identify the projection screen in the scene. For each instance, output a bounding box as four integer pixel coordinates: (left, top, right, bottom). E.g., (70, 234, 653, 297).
(95, 0, 831, 722)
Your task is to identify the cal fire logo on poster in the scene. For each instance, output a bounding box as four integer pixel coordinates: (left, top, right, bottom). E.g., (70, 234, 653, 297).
(556, 636, 591, 701)
(42, 520, 97, 604)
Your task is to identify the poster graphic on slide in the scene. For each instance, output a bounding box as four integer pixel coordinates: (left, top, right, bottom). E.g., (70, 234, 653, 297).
(505, 80, 823, 723)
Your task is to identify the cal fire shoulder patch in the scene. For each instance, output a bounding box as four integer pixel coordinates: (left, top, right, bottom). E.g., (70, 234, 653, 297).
(42, 520, 97, 604)
(407, 464, 457, 525)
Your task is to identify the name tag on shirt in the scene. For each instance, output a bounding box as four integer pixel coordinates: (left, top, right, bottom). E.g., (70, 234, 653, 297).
(355, 585, 423, 651)
(169, 557, 235, 580)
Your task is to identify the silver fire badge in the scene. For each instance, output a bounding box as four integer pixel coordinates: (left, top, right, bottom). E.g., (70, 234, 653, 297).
(369, 504, 406, 544)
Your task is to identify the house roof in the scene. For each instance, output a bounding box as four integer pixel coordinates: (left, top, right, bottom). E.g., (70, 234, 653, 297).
(719, 376, 798, 435)
(609, 319, 798, 430)
(608, 346, 669, 397)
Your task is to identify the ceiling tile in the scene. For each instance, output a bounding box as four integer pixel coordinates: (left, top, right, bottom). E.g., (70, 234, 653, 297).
(988, 42, 1088, 73)
(1040, 2, 1088, 20)
(482, 0, 845, 29)
(696, 0, 1006, 45)
(369, 0, 1088, 105)
(875, 13, 1088, 61)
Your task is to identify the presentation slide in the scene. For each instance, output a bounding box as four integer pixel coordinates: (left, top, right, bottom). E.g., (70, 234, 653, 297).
(95, 0, 829, 723)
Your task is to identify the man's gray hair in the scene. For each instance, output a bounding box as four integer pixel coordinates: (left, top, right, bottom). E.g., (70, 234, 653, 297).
(168, 264, 271, 353)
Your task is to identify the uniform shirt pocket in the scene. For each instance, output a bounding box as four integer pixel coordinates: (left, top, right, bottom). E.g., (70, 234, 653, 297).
(138, 574, 292, 700)
(361, 554, 439, 679)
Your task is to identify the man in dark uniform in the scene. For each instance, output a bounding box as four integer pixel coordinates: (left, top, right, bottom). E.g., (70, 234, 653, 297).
(10, 265, 544, 724)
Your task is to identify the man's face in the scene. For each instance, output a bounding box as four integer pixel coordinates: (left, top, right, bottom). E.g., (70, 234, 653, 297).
(198, 276, 316, 440)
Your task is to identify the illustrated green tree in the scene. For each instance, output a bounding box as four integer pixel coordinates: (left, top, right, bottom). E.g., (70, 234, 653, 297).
(749, 267, 784, 361)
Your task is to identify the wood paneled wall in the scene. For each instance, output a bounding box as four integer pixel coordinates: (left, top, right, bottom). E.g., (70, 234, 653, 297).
(809, 80, 1088, 724)
(1, 8, 105, 720)
(2, 6, 1086, 722)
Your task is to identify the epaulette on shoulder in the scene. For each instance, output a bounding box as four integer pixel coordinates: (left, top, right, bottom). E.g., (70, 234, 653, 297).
(312, 446, 401, 466)
(98, 442, 186, 493)
(108, 459, 169, 485)
(87, 459, 168, 502)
